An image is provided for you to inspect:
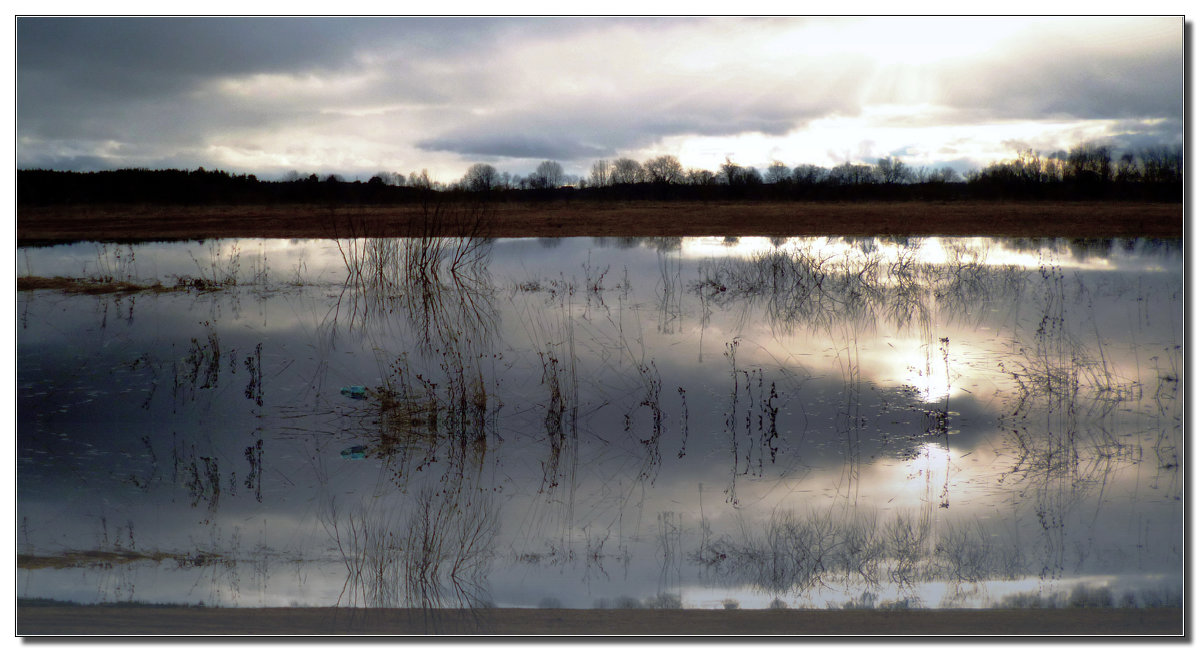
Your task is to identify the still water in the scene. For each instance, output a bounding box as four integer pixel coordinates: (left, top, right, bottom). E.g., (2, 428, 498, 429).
(16, 235, 1182, 610)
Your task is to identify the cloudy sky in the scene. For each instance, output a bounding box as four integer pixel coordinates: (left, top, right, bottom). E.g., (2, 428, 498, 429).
(16, 16, 1184, 183)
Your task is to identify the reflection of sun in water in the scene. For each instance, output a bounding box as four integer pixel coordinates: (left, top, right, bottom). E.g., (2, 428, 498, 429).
(908, 442, 951, 471)
(900, 347, 953, 403)
(901, 443, 954, 509)
(866, 441, 955, 509)
(875, 339, 955, 403)
(678, 235, 1121, 272)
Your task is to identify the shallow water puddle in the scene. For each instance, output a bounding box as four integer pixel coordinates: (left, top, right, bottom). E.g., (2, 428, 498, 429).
(16, 235, 1182, 610)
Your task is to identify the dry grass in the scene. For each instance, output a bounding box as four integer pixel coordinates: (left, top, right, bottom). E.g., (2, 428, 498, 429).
(16, 605, 1183, 635)
(17, 200, 1182, 244)
(15, 276, 183, 294)
(17, 549, 220, 570)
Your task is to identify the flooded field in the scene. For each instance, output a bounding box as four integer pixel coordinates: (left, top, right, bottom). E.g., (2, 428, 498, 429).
(16, 235, 1183, 614)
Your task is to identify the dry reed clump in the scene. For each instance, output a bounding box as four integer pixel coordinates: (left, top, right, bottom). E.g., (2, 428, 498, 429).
(336, 348, 494, 494)
(321, 487, 499, 616)
(690, 240, 1028, 338)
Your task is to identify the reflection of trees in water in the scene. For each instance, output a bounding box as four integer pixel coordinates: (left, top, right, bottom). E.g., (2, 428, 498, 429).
(690, 238, 1028, 338)
(1006, 237, 1181, 264)
(690, 240, 1024, 512)
(277, 236, 1180, 610)
(321, 486, 499, 614)
(936, 241, 1027, 330)
(374, 350, 495, 490)
(327, 201, 496, 357)
(690, 507, 1028, 604)
(993, 258, 1181, 581)
(331, 235, 497, 355)
(314, 218, 504, 495)
(684, 240, 1178, 603)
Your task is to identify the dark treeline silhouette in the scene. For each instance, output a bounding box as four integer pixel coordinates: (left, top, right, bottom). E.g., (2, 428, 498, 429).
(964, 143, 1183, 201)
(18, 142, 1182, 207)
(17, 167, 435, 206)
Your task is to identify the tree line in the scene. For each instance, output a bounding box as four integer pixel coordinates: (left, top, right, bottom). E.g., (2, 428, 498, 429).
(17, 142, 1182, 206)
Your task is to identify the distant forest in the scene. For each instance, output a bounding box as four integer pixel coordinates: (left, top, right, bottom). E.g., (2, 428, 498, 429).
(18, 142, 1183, 206)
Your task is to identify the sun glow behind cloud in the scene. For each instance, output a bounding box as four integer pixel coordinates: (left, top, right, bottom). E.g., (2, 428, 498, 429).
(15, 16, 1183, 181)
(794, 17, 1040, 66)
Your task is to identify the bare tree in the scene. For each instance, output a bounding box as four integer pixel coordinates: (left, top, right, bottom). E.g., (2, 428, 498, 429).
(1067, 143, 1112, 185)
(371, 171, 401, 186)
(686, 168, 717, 185)
(611, 158, 645, 185)
(828, 162, 875, 186)
(589, 159, 612, 187)
(531, 160, 565, 189)
(644, 155, 684, 184)
(791, 164, 827, 186)
(765, 161, 792, 184)
(921, 166, 961, 184)
(875, 156, 910, 184)
(719, 157, 741, 185)
(719, 158, 762, 185)
(461, 163, 500, 192)
(409, 169, 435, 190)
(1115, 152, 1140, 184)
(1139, 144, 1183, 186)
(1014, 149, 1043, 184)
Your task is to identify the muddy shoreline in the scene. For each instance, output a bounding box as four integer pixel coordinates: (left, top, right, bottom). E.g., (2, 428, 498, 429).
(16, 605, 1183, 636)
(17, 200, 1182, 245)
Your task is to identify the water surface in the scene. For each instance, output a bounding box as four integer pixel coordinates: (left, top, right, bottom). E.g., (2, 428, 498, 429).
(17, 235, 1183, 610)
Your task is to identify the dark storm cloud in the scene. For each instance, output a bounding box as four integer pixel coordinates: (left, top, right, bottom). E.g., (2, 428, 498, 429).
(16, 16, 581, 125)
(15, 17, 1185, 176)
(20, 18, 364, 101)
(16, 16, 645, 95)
(418, 133, 613, 161)
(1104, 118, 1186, 151)
(18, 17, 522, 79)
(17, 16, 685, 172)
(18, 18, 373, 158)
(416, 108, 808, 160)
(416, 72, 865, 160)
(936, 21, 1182, 123)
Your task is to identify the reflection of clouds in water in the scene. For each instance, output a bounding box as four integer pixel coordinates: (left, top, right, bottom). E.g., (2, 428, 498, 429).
(16, 235, 1182, 610)
(679, 235, 1178, 273)
(18, 236, 1181, 289)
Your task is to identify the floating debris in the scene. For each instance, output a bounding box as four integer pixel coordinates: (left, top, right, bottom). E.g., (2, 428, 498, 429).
(340, 445, 368, 459)
(340, 385, 368, 400)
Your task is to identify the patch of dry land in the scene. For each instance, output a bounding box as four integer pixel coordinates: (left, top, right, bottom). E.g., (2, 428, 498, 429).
(16, 605, 1182, 636)
(17, 200, 1182, 245)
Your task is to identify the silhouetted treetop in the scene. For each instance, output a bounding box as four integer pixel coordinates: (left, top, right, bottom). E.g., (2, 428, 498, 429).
(17, 141, 1182, 207)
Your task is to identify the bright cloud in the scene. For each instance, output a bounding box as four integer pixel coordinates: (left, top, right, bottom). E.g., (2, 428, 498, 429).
(16, 16, 1184, 182)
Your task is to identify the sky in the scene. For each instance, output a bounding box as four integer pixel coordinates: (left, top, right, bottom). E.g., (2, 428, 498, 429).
(14, 16, 1186, 184)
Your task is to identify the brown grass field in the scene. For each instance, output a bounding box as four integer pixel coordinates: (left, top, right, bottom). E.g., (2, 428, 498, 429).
(16, 200, 1182, 245)
(15, 605, 1183, 636)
